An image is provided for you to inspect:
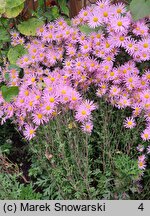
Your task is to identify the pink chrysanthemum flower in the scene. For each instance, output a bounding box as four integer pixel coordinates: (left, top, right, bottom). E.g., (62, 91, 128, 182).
(141, 128, 150, 141)
(75, 105, 91, 122)
(113, 2, 126, 15)
(137, 144, 144, 152)
(83, 100, 97, 111)
(138, 160, 146, 170)
(32, 112, 46, 125)
(81, 121, 93, 133)
(88, 12, 102, 28)
(124, 117, 136, 129)
(110, 15, 130, 33)
(147, 146, 150, 154)
(23, 125, 37, 140)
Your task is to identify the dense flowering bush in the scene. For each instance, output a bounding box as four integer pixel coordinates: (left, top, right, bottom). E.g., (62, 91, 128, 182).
(0, 0, 150, 169)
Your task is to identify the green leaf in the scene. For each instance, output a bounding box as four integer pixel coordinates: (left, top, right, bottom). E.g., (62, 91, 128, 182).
(5, 0, 25, 9)
(0, 26, 10, 42)
(61, 5, 69, 16)
(43, 11, 53, 21)
(130, 0, 150, 21)
(0, 0, 6, 15)
(51, 6, 60, 19)
(7, 45, 27, 65)
(43, 6, 60, 21)
(79, 25, 100, 35)
(58, 0, 69, 16)
(8, 64, 21, 71)
(5, 3, 24, 18)
(1, 85, 19, 102)
(38, 0, 44, 7)
(17, 18, 44, 36)
(4, 73, 10, 81)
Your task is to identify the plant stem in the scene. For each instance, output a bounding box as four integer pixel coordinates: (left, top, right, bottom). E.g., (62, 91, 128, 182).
(32, 0, 35, 11)
(44, 0, 47, 12)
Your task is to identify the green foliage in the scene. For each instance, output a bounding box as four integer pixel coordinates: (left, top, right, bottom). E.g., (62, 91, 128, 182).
(0, 26, 10, 43)
(50, 6, 60, 20)
(0, 18, 11, 64)
(79, 25, 101, 35)
(17, 18, 44, 36)
(0, 0, 25, 18)
(0, 173, 41, 200)
(5, 3, 24, 18)
(113, 154, 142, 194)
(1, 85, 19, 102)
(6, 0, 25, 8)
(0, 121, 17, 155)
(0, 0, 6, 15)
(28, 100, 145, 199)
(7, 45, 27, 65)
(58, 0, 69, 17)
(130, 0, 150, 20)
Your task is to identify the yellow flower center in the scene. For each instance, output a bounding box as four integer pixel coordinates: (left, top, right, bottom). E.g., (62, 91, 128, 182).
(105, 65, 109, 70)
(25, 90, 29, 96)
(50, 77, 55, 82)
(106, 42, 110, 48)
(46, 106, 51, 110)
(144, 133, 149, 138)
(146, 74, 150, 79)
(31, 77, 35, 82)
(143, 43, 149, 48)
(93, 17, 98, 22)
(128, 43, 133, 48)
(128, 77, 133, 83)
(103, 12, 108, 17)
(84, 45, 88, 49)
(61, 90, 66, 94)
(83, 11, 88, 16)
(86, 125, 90, 129)
(144, 94, 149, 99)
(127, 121, 132, 125)
(139, 161, 144, 167)
(72, 97, 77, 101)
(64, 97, 69, 101)
(29, 101, 33, 106)
(120, 36, 125, 41)
(110, 71, 114, 76)
(29, 129, 34, 135)
(117, 8, 122, 13)
(37, 113, 43, 119)
(81, 110, 87, 115)
(117, 21, 123, 26)
(49, 97, 55, 103)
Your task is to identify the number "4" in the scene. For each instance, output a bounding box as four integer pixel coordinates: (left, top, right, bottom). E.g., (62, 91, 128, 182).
(138, 203, 144, 211)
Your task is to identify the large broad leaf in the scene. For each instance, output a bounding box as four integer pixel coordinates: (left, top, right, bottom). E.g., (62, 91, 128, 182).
(0, 26, 10, 42)
(5, 3, 24, 18)
(1, 85, 19, 102)
(17, 18, 44, 36)
(0, 0, 6, 15)
(5, 0, 25, 9)
(79, 25, 100, 35)
(130, 0, 150, 21)
(58, 0, 69, 17)
(7, 45, 27, 65)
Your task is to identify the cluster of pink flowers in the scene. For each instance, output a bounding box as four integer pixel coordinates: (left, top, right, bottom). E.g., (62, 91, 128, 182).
(137, 144, 150, 171)
(138, 155, 147, 170)
(0, 0, 150, 147)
